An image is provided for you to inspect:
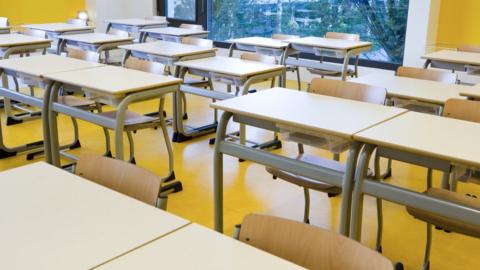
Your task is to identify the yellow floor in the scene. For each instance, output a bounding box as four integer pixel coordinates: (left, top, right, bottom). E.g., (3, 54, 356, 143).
(0, 80, 479, 270)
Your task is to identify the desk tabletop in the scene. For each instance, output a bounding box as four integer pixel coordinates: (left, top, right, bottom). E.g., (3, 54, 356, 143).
(288, 36, 372, 50)
(23, 22, 95, 32)
(228, 36, 289, 49)
(44, 65, 182, 95)
(0, 33, 51, 47)
(354, 111, 480, 167)
(211, 88, 406, 138)
(460, 85, 480, 99)
(0, 162, 189, 270)
(119, 40, 216, 58)
(94, 223, 305, 270)
(141, 26, 208, 36)
(422, 50, 480, 66)
(0, 54, 103, 77)
(58, 32, 134, 44)
(107, 18, 168, 27)
(352, 73, 475, 105)
(175, 56, 284, 77)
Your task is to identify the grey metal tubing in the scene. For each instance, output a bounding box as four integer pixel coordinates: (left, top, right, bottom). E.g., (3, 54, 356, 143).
(180, 84, 236, 100)
(350, 144, 377, 240)
(303, 187, 310, 223)
(157, 96, 175, 181)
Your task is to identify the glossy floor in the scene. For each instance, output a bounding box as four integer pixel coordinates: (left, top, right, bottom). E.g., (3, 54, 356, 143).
(0, 80, 479, 270)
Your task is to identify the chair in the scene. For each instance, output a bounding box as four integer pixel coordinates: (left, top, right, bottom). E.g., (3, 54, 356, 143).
(238, 52, 277, 95)
(180, 37, 214, 88)
(394, 66, 458, 114)
(396, 66, 457, 84)
(179, 23, 204, 30)
(75, 154, 166, 208)
(406, 101, 480, 269)
(458, 45, 480, 75)
(104, 29, 130, 64)
(266, 78, 386, 223)
(307, 32, 361, 79)
(272, 33, 301, 90)
(93, 57, 169, 164)
(237, 214, 395, 270)
(67, 18, 88, 26)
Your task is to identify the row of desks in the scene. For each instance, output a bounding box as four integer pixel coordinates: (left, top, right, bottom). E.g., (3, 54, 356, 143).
(211, 88, 480, 238)
(0, 162, 302, 270)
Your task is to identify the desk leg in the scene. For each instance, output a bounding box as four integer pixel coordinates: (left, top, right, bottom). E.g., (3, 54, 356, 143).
(213, 111, 233, 233)
(349, 144, 376, 240)
(341, 50, 353, 81)
(339, 141, 361, 236)
(114, 100, 128, 161)
(48, 83, 61, 167)
(42, 82, 54, 164)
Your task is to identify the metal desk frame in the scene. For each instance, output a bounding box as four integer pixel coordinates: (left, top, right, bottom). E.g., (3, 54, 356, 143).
(106, 22, 168, 42)
(172, 62, 286, 144)
(140, 29, 209, 43)
(212, 111, 361, 235)
(57, 36, 134, 56)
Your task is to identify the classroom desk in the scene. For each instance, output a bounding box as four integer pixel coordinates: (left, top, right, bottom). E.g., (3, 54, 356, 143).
(94, 223, 304, 270)
(287, 36, 372, 80)
(0, 55, 103, 161)
(119, 40, 216, 67)
(0, 26, 10, 34)
(422, 49, 480, 71)
(0, 33, 52, 58)
(105, 18, 168, 40)
(140, 26, 209, 43)
(210, 88, 406, 234)
(0, 162, 189, 270)
(173, 56, 286, 143)
(44, 66, 181, 180)
(352, 73, 477, 107)
(350, 111, 480, 240)
(23, 23, 95, 37)
(227, 37, 291, 63)
(57, 32, 134, 55)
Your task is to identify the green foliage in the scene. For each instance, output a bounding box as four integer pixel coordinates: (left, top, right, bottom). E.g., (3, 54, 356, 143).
(209, 0, 409, 63)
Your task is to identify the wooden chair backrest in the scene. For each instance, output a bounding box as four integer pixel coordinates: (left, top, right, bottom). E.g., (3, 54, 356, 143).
(325, 32, 360, 41)
(75, 154, 162, 206)
(66, 47, 100, 63)
(272, 33, 300, 41)
(240, 52, 277, 65)
(181, 37, 213, 48)
(67, 18, 87, 26)
(124, 57, 166, 75)
(443, 98, 480, 123)
(396, 66, 457, 84)
(145, 15, 167, 21)
(310, 78, 386, 105)
(108, 28, 130, 38)
(0, 17, 8, 27)
(22, 28, 46, 39)
(458, 45, 480, 53)
(179, 23, 204, 30)
(239, 214, 393, 270)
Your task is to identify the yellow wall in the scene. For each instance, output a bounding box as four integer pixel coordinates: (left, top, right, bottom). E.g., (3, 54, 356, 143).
(437, 0, 480, 46)
(0, 0, 85, 25)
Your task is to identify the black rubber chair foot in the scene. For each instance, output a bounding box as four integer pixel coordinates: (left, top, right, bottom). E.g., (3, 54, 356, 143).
(327, 192, 340, 198)
(394, 262, 404, 270)
(104, 150, 113, 158)
(165, 171, 176, 182)
(0, 148, 17, 159)
(172, 132, 192, 143)
(376, 245, 382, 253)
(69, 140, 81, 150)
(272, 176, 277, 180)
(382, 168, 392, 179)
(161, 181, 183, 194)
(129, 158, 136, 164)
(6, 117, 23, 126)
(183, 113, 188, 120)
(209, 138, 216, 145)
(238, 158, 245, 162)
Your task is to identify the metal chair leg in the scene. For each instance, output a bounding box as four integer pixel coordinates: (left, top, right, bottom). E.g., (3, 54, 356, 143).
(296, 67, 301, 90)
(376, 197, 383, 252)
(95, 103, 112, 157)
(422, 224, 432, 270)
(126, 130, 135, 164)
(303, 187, 310, 224)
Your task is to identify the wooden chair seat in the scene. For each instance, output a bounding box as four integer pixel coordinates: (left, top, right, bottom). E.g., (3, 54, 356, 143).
(406, 188, 480, 238)
(57, 95, 95, 107)
(266, 154, 343, 194)
(98, 110, 157, 126)
(239, 214, 394, 270)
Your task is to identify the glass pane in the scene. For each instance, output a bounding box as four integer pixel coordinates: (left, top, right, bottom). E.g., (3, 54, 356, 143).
(209, 0, 410, 64)
(167, 0, 196, 21)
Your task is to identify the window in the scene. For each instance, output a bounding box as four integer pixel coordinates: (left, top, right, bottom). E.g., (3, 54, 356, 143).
(208, 0, 410, 65)
(166, 0, 197, 21)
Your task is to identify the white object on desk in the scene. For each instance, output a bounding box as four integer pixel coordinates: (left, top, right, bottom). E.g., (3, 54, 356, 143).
(94, 223, 305, 270)
(0, 162, 189, 270)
